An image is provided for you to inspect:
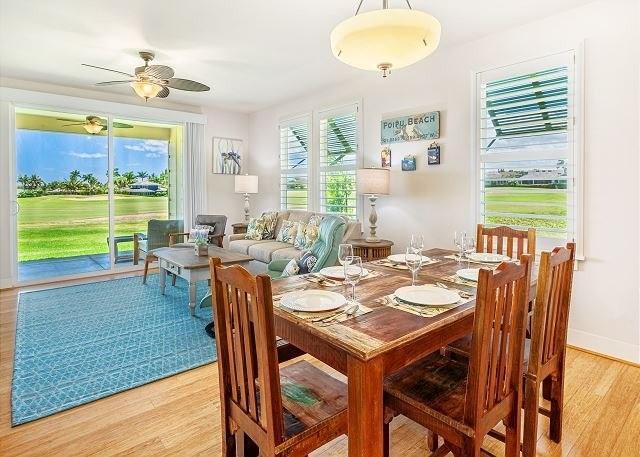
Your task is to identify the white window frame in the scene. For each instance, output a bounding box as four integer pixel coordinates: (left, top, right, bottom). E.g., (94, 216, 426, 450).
(471, 48, 585, 260)
(279, 100, 363, 218)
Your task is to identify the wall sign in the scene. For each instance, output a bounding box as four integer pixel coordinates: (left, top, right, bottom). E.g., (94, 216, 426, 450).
(381, 111, 440, 144)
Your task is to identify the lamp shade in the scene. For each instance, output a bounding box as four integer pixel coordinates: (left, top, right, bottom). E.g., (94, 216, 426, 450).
(330, 8, 441, 75)
(357, 168, 390, 195)
(130, 81, 163, 100)
(234, 174, 259, 194)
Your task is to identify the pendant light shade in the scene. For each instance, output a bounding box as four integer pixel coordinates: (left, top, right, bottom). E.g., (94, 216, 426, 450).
(83, 123, 103, 135)
(130, 81, 162, 100)
(330, 7, 441, 76)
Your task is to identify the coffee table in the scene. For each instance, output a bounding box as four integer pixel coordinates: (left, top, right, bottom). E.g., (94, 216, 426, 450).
(152, 245, 252, 315)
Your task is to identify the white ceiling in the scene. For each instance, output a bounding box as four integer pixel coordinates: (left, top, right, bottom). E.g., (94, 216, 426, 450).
(0, 0, 593, 113)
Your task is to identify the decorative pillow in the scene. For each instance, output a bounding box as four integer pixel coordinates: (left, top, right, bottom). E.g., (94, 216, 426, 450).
(245, 217, 264, 240)
(293, 222, 308, 249)
(276, 220, 299, 244)
(280, 258, 300, 278)
(261, 211, 279, 239)
(303, 215, 324, 249)
(297, 251, 318, 274)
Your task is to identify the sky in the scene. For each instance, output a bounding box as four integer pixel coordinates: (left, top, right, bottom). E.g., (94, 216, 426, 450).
(16, 130, 169, 182)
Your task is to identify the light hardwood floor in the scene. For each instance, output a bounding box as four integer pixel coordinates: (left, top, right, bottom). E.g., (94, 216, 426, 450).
(1, 272, 639, 456)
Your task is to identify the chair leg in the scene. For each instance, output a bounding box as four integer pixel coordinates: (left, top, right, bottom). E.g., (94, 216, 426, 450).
(221, 425, 235, 457)
(542, 376, 552, 401)
(549, 372, 565, 443)
(172, 273, 177, 286)
(142, 257, 151, 284)
(522, 377, 540, 457)
(426, 430, 439, 452)
(461, 437, 481, 457)
(383, 421, 390, 457)
(504, 407, 522, 457)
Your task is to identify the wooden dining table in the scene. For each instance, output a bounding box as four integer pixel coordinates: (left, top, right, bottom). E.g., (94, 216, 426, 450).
(270, 248, 536, 457)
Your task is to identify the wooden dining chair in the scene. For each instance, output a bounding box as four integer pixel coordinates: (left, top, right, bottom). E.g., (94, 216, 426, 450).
(209, 257, 348, 457)
(476, 224, 536, 260)
(521, 242, 575, 457)
(383, 256, 532, 457)
(438, 243, 576, 456)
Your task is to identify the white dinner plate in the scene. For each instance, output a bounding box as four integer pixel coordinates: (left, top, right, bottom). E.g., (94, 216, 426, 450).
(387, 254, 431, 264)
(467, 252, 511, 263)
(319, 265, 370, 279)
(280, 290, 347, 312)
(456, 268, 480, 282)
(394, 285, 461, 307)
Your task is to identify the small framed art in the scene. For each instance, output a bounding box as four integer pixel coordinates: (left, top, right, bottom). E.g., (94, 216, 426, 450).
(427, 142, 441, 165)
(401, 155, 417, 171)
(381, 147, 391, 168)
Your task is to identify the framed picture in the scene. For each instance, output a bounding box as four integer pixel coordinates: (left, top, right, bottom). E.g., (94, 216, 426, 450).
(381, 111, 440, 144)
(381, 147, 391, 168)
(427, 142, 441, 165)
(213, 137, 242, 174)
(401, 155, 417, 171)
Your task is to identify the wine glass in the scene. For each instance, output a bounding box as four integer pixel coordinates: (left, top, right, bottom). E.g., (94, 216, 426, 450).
(453, 231, 467, 260)
(405, 247, 423, 286)
(410, 234, 424, 255)
(344, 256, 363, 303)
(338, 244, 353, 266)
(465, 236, 476, 257)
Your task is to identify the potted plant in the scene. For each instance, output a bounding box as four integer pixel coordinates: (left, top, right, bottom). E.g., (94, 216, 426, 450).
(193, 229, 209, 256)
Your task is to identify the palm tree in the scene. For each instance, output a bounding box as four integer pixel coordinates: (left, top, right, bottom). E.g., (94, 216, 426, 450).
(136, 171, 149, 180)
(122, 171, 137, 186)
(17, 175, 30, 190)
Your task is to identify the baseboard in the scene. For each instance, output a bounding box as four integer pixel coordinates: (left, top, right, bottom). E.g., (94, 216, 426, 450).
(0, 278, 12, 290)
(568, 328, 639, 365)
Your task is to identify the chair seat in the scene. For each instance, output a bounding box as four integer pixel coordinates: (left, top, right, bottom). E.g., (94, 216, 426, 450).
(384, 353, 473, 436)
(259, 360, 347, 439)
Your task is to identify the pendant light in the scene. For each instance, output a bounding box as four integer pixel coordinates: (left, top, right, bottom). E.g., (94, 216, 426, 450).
(331, 0, 441, 77)
(130, 80, 162, 101)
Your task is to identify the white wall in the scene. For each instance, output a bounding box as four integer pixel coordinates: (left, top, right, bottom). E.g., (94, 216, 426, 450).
(202, 106, 251, 240)
(249, 0, 640, 363)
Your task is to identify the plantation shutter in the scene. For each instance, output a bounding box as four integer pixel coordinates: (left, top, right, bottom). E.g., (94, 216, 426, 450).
(477, 51, 578, 244)
(318, 104, 359, 217)
(279, 115, 311, 210)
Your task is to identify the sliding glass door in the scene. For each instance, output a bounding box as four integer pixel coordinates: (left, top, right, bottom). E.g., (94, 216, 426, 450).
(14, 107, 182, 282)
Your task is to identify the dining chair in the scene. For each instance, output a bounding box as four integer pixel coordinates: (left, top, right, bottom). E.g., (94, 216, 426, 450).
(440, 243, 576, 457)
(383, 256, 533, 457)
(209, 257, 348, 456)
(476, 224, 536, 260)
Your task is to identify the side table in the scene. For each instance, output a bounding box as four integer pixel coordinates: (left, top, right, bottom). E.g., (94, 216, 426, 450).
(232, 222, 248, 235)
(350, 239, 394, 262)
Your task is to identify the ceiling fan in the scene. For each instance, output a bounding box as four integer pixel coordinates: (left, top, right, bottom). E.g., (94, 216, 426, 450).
(83, 51, 210, 101)
(57, 115, 133, 134)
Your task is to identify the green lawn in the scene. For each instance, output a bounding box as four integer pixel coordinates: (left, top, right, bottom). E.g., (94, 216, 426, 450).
(18, 195, 168, 261)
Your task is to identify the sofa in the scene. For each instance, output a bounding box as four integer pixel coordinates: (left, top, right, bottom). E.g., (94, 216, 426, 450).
(228, 210, 362, 273)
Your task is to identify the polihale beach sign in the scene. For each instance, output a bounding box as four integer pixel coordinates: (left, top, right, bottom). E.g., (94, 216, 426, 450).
(381, 111, 440, 144)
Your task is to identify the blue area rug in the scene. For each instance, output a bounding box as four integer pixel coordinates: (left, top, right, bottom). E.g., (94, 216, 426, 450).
(11, 274, 215, 426)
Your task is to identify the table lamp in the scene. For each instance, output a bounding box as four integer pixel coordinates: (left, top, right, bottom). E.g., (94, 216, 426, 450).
(234, 174, 259, 222)
(357, 167, 390, 242)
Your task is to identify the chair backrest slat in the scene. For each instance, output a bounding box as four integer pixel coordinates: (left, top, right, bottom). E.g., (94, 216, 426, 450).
(465, 255, 532, 427)
(210, 257, 286, 449)
(529, 243, 575, 374)
(476, 224, 536, 261)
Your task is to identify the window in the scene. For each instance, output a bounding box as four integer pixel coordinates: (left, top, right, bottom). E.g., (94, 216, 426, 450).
(279, 115, 310, 210)
(318, 105, 359, 217)
(475, 52, 580, 250)
(280, 103, 360, 217)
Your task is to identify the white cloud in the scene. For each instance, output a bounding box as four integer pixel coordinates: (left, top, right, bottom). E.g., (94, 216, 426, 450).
(145, 152, 162, 158)
(124, 139, 168, 154)
(68, 152, 107, 159)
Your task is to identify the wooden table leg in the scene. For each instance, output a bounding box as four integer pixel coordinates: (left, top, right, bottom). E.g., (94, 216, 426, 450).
(347, 355, 384, 457)
(188, 281, 197, 316)
(159, 267, 167, 295)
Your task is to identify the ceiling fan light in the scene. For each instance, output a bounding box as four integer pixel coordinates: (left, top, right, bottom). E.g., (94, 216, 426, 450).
(330, 8, 441, 75)
(83, 123, 103, 134)
(130, 81, 163, 100)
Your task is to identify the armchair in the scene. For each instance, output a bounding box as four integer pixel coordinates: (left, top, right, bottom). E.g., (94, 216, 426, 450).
(266, 216, 346, 279)
(133, 219, 184, 283)
(168, 214, 227, 248)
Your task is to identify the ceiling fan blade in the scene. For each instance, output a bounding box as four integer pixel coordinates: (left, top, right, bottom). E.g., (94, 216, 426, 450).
(136, 64, 174, 80)
(113, 122, 134, 129)
(57, 118, 82, 122)
(61, 123, 86, 127)
(95, 80, 135, 86)
(156, 86, 170, 98)
(167, 78, 210, 92)
(82, 64, 135, 78)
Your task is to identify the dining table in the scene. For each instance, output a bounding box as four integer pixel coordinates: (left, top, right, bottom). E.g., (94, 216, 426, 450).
(270, 247, 537, 457)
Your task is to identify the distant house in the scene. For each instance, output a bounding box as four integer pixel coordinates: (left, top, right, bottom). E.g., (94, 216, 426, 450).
(486, 168, 567, 187)
(125, 179, 166, 195)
